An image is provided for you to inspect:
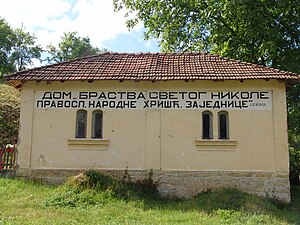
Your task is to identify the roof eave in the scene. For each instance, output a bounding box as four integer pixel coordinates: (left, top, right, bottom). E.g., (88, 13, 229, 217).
(7, 79, 24, 90)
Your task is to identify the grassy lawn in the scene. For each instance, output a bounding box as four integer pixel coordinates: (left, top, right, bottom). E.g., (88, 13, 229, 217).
(0, 172, 299, 225)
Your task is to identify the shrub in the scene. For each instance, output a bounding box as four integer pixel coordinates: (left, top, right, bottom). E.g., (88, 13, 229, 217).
(46, 170, 160, 207)
(0, 83, 20, 146)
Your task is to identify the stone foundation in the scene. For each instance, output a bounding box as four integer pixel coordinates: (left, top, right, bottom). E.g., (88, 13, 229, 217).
(17, 168, 291, 202)
(0, 170, 16, 178)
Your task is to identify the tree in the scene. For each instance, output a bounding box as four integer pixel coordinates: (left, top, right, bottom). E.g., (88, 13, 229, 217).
(0, 17, 15, 76)
(288, 84, 300, 135)
(114, 0, 300, 72)
(287, 82, 300, 184)
(47, 32, 101, 63)
(0, 17, 43, 76)
(10, 25, 43, 72)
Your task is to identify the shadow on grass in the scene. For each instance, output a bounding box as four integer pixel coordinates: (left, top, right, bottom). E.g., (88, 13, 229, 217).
(43, 170, 300, 224)
(143, 185, 300, 224)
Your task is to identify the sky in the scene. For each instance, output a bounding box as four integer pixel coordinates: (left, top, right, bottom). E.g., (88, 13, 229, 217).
(0, 0, 160, 57)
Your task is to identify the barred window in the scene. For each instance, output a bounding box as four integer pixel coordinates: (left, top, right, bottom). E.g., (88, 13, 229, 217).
(76, 110, 87, 138)
(92, 110, 103, 138)
(218, 111, 229, 139)
(202, 111, 213, 139)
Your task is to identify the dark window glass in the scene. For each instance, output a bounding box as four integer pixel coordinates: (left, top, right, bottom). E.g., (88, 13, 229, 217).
(92, 111, 103, 138)
(76, 110, 87, 138)
(202, 111, 212, 139)
(219, 112, 229, 139)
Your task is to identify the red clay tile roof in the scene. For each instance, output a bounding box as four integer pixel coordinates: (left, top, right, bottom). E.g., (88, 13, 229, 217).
(5, 52, 300, 82)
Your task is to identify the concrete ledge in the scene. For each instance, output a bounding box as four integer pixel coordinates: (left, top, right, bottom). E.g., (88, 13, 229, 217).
(68, 138, 109, 150)
(195, 139, 237, 151)
(16, 168, 291, 203)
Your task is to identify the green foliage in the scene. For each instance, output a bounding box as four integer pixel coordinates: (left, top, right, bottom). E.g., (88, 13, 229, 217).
(84, 170, 116, 189)
(1, 17, 102, 75)
(288, 84, 300, 184)
(43, 171, 300, 223)
(0, 17, 15, 76)
(287, 84, 300, 135)
(43, 188, 111, 208)
(0, 17, 43, 76)
(44, 170, 161, 208)
(0, 178, 299, 224)
(62, 170, 160, 203)
(10, 25, 43, 72)
(46, 32, 101, 63)
(114, 0, 300, 71)
(289, 146, 300, 184)
(0, 83, 20, 146)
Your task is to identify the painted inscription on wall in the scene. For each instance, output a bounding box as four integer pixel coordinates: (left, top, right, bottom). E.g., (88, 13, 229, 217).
(35, 91, 272, 110)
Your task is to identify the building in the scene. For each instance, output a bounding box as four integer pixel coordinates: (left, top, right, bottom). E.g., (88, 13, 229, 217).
(6, 52, 300, 202)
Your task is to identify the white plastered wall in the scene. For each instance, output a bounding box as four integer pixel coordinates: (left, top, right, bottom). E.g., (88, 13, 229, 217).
(17, 79, 289, 173)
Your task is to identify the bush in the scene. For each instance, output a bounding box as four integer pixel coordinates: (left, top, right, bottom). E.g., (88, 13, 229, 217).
(289, 133, 300, 185)
(0, 83, 20, 146)
(46, 170, 160, 207)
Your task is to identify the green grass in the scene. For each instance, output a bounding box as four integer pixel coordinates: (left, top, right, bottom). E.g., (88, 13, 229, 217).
(0, 172, 299, 225)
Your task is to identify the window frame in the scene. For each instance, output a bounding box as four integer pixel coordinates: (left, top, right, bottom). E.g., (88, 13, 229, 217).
(75, 110, 87, 138)
(202, 111, 213, 139)
(218, 111, 229, 139)
(91, 110, 103, 139)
